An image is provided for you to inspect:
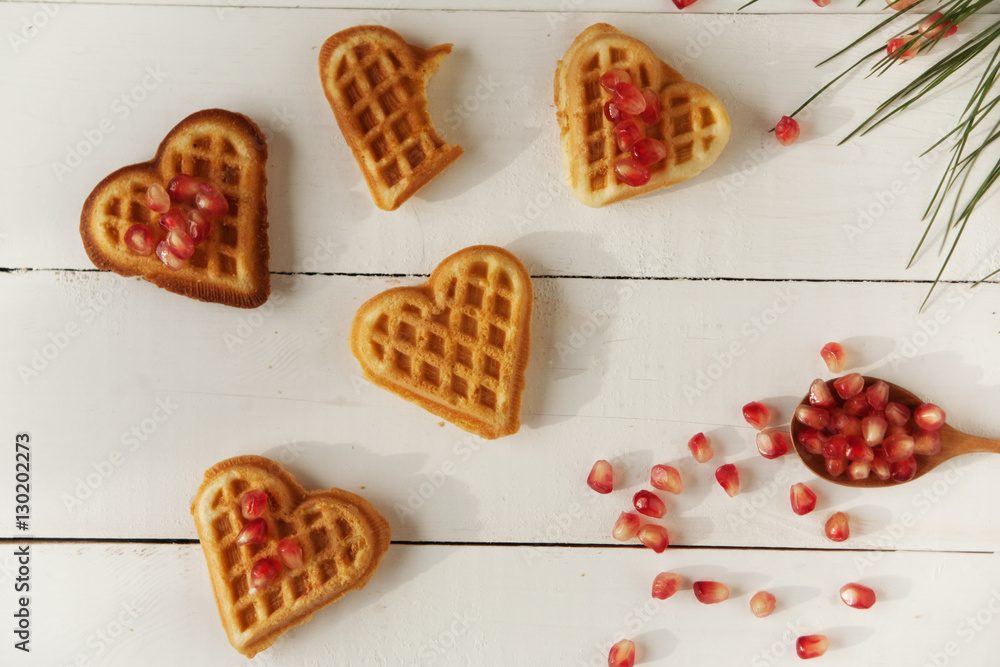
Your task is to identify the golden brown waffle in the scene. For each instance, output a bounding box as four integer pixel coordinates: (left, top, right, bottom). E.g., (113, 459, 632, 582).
(191, 456, 390, 658)
(80, 109, 269, 308)
(319, 25, 464, 211)
(554, 24, 731, 207)
(351, 246, 532, 439)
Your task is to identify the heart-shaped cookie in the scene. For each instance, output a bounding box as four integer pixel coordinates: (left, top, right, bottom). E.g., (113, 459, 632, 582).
(350, 245, 533, 439)
(80, 109, 270, 308)
(555, 23, 731, 207)
(191, 456, 390, 658)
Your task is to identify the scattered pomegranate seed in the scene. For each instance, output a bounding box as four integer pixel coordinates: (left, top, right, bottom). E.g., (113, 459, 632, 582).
(614, 158, 651, 187)
(914, 429, 942, 456)
(615, 120, 644, 152)
(633, 490, 666, 519)
(871, 451, 891, 481)
(757, 429, 789, 459)
(249, 557, 281, 594)
(750, 591, 776, 617)
(672, 0, 700, 8)
(167, 174, 201, 203)
(796, 634, 829, 660)
(651, 572, 682, 600)
(638, 89, 662, 124)
(715, 464, 740, 497)
(790, 483, 817, 516)
(613, 82, 647, 115)
(825, 457, 847, 478)
(845, 439, 874, 463)
(742, 401, 770, 430)
(887, 0, 918, 9)
(155, 240, 186, 271)
(825, 512, 850, 542)
(884, 402, 911, 426)
(165, 228, 195, 260)
(632, 137, 667, 165)
(883, 433, 915, 463)
(693, 581, 729, 604)
(847, 460, 871, 481)
(612, 512, 641, 541)
(774, 116, 800, 146)
(186, 208, 212, 244)
(145, 183, 170, 213)
(808, 379, 836, 408)
(840, 582, 876, 609)
(600, 68, 631, 93)
(890, 456, 918, 482)
(913, 403, 946, 431)
(638, 524, 669, 553)
(123, 224, 154, 255)
(812, 0, 831, 6)
(241, 490, 269, 519)
(820, 342, 846, 373)
(587, 460, 614, 494)
(833, 373, 865, 400)
(604, 99, 630, 124)
(919, 12, 956, 40)
(650, 465, 683, 494)
(799, 428, 827, 456)
(277, 537, 304, 569)
(844, 393, 870, 418)
(158, 208, 185, 232)
(796, 405, 830, 430)
(235, 518, 269, 546)
(195, 183, 229, 219)
(608, 639, 635, 667)
(822, 435, 848, 460)
(862, 415, 888, 447)
(888, 35, 923, 60)
(688, 432, 713, 463)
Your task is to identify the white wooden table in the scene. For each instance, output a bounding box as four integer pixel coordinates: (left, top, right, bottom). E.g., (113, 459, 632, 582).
(4, 1, 1000, 665)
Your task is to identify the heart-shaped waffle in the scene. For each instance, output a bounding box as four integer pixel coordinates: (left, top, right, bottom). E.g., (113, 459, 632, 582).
(350, 246, 533, 439)
(191, 456, 390, 658)
(80, 109, 270, 308)
(319, 25, 464, 211)
(555, 24, 731, 207)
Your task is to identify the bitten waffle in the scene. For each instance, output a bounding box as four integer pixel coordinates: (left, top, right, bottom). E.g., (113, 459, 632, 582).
(554, 24, 731, 207)
(80, 109, 270, 307)
(191, 456, 390, 658)
(319, 25, 464, 211)
(351, 246, 533, 439)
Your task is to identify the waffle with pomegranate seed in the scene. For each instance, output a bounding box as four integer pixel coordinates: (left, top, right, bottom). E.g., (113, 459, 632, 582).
(191, 456, 390, 658)
(319, 25, 464, 211)
(80, 109, 270, 308)
(554, 23, 731, 207)
(350, 245, 532, 439)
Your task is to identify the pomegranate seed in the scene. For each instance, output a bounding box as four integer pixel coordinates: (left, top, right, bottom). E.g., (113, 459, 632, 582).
(865, 380, 890, 411)
(145, 183, 170, 213)
(633, 490, 666, 519)
(919, 12, 955, 40)
(798, 428, 827, 456)
(608, 639, 635, 667)
(693, 581, 729, 604)
(847, 460, 871, 481)
(914, 429, 942, 456)
(883, 433, 915, 462)
(277, 537, 304, 569)
(756, 429, 789, 459)
(887, 0, 918, 9)
(844, 393, 870, 418)
(165, 228, 195, 260)
(195, 183, 229, 219)
(825, 457, 847, 478)
(632, 138, 667, 165)
(651, 572, 682, 600)
(638, 524, 669, 553)
(820, 342, 846, 372)
(186, 208, 212, 244)
(614, 158, 651, 187)
(862, 415, 888, 447)
(613, 82, 647, 115)
(587, 460, 614, 494)
(155, 240, 186, 271)
(808, 379, 836, 408)
(123, 224, 154, 255)
(833, 373, 865, 400)
(650, 465, 683, 494)
(673, 0, 700, 8)
(604, 99, 630, 124)
(884, 402, 911, 426)
(790, 483, 817, 516)
(913, 403, 946, 431)
(158, 208, 185, 232)
(812, 0, 831, 6)
(774, 115, 800, 146)
(885, 423, 912, 439)
(823, 435, 848, 460)
(871, 451, 891, 481)
(796, 635, 829, 660)
(715, 464, 740, 497)
(612, 512, 641, 541)
(688, 432, 713, 463)
(750, 591, 776, 617)
(825, 512, 850, 541)
(890, 456, 918, 483)
(796, 405, 830, 430)
(241, 490, 268, 519)
(638, 89, 662, 124)
(235, 518, 268, 546)
(600, 68, 631, 93)
(249, 557, 281, 594)
(743, 401, 771, 430)
(166, 174, 201, 203)
(832, 413, 863, 438)
(840, 582, 876, 609)
(888, 35, 923, 60)
(846, 438, 874, 462)
(615, 120, 643, 152)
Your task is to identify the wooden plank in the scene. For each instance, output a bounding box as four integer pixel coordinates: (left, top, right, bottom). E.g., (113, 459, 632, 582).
(3, 6, 999, 282)
(3, 271, 999, 549)
(1, 542, 999, 665)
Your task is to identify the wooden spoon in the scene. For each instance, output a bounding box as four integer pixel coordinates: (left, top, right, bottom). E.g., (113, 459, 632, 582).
(790, 377, 1000, 488)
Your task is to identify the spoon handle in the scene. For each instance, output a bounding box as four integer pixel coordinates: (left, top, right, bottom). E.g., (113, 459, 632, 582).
(947, 426, 1000, 454)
